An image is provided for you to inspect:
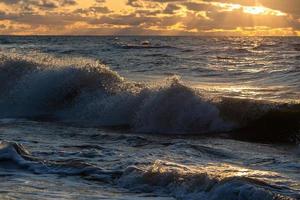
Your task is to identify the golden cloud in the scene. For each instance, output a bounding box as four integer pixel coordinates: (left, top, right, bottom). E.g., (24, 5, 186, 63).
(0, 0, 298, 35)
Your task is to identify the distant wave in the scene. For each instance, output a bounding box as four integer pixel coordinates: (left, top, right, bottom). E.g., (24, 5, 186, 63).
(0, 141, 295, 200)
(252, 43, 278, 51)
(114, 41, 176, 49)
(293, 43, 300, 51)
(0, 38, 12, 44)
(201, 48, 252, 55)
(214, 48, 252, 54)
(0, 52, 299, 143)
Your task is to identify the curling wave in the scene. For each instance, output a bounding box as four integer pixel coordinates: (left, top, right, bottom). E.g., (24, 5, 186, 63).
(0, 141, 119, 181)
(0, 52, 299, 142)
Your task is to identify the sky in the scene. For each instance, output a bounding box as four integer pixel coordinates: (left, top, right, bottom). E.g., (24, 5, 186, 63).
(0, 0, 299, 36)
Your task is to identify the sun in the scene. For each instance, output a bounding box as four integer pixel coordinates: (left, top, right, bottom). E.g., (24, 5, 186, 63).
(243, 6, 266, 15)
(243, 6, 287, 16)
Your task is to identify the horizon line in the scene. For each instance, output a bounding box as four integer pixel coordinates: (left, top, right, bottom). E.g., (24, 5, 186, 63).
(0, 34, 298, 37)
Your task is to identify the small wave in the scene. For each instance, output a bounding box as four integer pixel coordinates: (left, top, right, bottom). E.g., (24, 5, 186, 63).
(118, 160, 295, 200)
(114, 41, 176, 50)
(0, 140, 50, 173)
(0, 140, 33, 162)
(292, 43, 300, 51)
(1, 141, 296, 199)
(0, 141, 119, 181)
(142, 53, 173, 58)
(216, 56, 234, 60)
(252, 43, 277, 51)
(224, 48, 252, 54)
(181, 49, 194, 53)
(60, 49, 77, 54)
(0, 38, 12, 44)
(188, 144, 234, 159)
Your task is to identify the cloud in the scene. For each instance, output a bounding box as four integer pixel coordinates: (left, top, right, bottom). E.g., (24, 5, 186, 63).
(204, 0, 300, 16)
(0, 0, 299, 35)
(0, 24, 6, 29)
(0, 12, 85, 27)
(62, 0, 77, 6)
(0, 0, 77, 10)
(74, 6, 111, 15)
(163, 3, 181, 14)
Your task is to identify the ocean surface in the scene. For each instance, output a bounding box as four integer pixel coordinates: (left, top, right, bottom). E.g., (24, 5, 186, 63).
(0, 36, 299, 200)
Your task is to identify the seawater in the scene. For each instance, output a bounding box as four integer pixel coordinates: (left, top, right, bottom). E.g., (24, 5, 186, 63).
(0, 36, 299, 200)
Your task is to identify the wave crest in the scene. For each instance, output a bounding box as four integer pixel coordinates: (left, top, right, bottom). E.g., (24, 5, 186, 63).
(134, 78, 233, 134)
(0, 53, 126, 117)
(119, 160, 293, 200)
(0, 141, 295, 200)
(0, 52, 299, 142)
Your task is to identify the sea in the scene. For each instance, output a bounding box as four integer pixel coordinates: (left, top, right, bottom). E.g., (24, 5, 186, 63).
(0, 36, 299, 200)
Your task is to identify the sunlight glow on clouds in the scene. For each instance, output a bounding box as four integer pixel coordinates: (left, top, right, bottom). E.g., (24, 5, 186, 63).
(0, 0, 299, 36)
(243, 6, 287, 16)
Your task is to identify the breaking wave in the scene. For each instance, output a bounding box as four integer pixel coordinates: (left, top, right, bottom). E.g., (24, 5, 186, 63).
(0, 141, 296, 200)
(0, 52, 299, 142)
(119, 160, 295, 200)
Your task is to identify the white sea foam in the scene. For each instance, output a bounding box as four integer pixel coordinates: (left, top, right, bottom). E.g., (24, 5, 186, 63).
(0, 52, 299, 140)
(0, 52, 233, 134)
(118, 160, 293, 200)
(0, 141, 294, 200)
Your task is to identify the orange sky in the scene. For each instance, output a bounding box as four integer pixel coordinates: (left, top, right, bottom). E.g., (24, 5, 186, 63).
(0, 0, 299, 36)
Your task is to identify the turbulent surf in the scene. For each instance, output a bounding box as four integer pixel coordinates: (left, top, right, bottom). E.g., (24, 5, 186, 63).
(0, 36, 299, 200)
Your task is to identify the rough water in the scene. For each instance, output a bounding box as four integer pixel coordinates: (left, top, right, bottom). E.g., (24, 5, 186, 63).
(0, 36, 299, 200)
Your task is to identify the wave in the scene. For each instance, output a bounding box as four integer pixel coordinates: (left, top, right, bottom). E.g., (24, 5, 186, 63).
(114, 41, 176, 50)
(252, 43, 277, 51)
(0, 141, 119, 181)
(0, 52, 299, 143)
(0, 141, 296, 200)
(223, 48, 252, 54)
(118, 160, 295, 200)
(0, 52, 126, 118)
(218, 98, 300, 143)
(0, 38, 12, 44)
(293, 43, 300, 51)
